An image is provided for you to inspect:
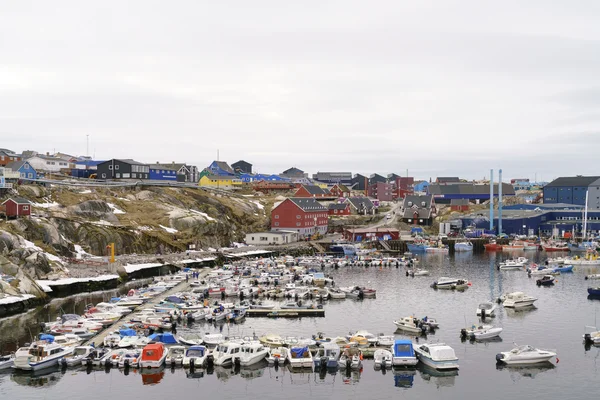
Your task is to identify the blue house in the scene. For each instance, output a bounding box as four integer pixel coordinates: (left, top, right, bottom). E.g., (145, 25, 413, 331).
(6, 160, 37, 180)
(149, 166, 179, 181)
(207, 161, 234, 176)
(413, 181, 429, 193)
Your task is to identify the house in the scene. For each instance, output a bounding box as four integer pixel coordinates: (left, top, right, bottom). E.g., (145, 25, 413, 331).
(71, 160, 105, 178)
(543, 176, 600, 206)
(281, 167, 307, 179)
(427, 183, 515, 204)
(511, 178, 532, 191)
(232, 160, 253, 174)
(207, 161, 234, 176)
(0, 168, 16, 190)
(351, 173, 369, 191)
(368, 182, 394, 202)
(346, 196, 375, 215)
(2, 197, 32, 218)
(328, 184, 350, 198)
(450, 198, 470, 212)
(413, 180, 430, 193)
(343, 228, 400, 242)
(270, 198, 328, 237)
(393, 177, 415, 199)
(199, 174, 239, 189)
(387, 173, 401, 181)
(294, 185, 331, 199)
(27, 155, 71, 173)
(402, 195, 436, 225)
(154, 162, 198, 182)
(328, 202, 352, 216)
(369, 173, 387, 185)
(0, 149, 22, 167)
(5, 161, 37, 180)
(436, 177, 460, 184)
(252, 180, 295, 194)
(149, 166, 183, 181)
(311, 172, 352, 186)
(96, 159, 150, 180)
(245, 231, 299, 245)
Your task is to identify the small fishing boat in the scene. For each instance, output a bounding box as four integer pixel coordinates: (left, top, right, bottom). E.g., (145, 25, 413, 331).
(414, 343, 459, 370)
(583, 326, 600, 346)
(588, 287, 600, 296)
(287, 346, 313, 369)
(165, 345, 186, 367)
(496, 345, 556, 365)
(460, 325, 503, 340)
(376, 334, 395, 347)
(373, 349, 393, 369)
(312, 342, 340, 369)
(476, 302, 497, 318)
(182, 345, 210, 368)
(501, 292, 537, 308)
(0, 353, 15, 370)
(406, 268, 430, 277)
(238, 342, 269, 367)
(454, 242, 473, 252)
(391, 340, 418, 367)
(484, 241, 503, 251)
(202, 333, 224, 348)
(58, 346, 95, 367)
(266, 347, 289, 367)
(139, 343, 167, 368)
(213, 342, 242, 366)
(13, 340, 74, 371)
(536, 275, 556, 286)
(431, 277, 470, 290)
(338, 345, 363, 370)
(552, 265, 573, 273)
(585, 274, 600, 280)
(393, 316, 428, 334)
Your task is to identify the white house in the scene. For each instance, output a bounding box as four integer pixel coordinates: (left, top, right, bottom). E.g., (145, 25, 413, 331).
(245, 231, 299, 245)
(27, 155, 71, 173)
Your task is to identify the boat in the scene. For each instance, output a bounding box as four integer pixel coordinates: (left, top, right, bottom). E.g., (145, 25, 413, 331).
(407, 242, 428, 253)
(484, 241, 503, 251)
(406, 268, 430, 277)
(498, 257, 528, 270)
(327, 287, 346, 299)
(248, 301, 276, 310)
(542, 241, 569, 252)
(413, 343, 459, 370)
(58, 346, 95, 367)
(391, 339, 418, 367)
(431, 277, 470, 290)
(394, 316, 428, 334)
(425, 245, 449, 254)
(454, 242, 473, 252)
(282, 336, 316, 347)
(496, 345, 557, 365)
(266, 347, 289, 366)
(81, 347, 109, 367)
(523, 242, 539, 251)
(213, 342, 242, 366)
(376, 334, 395, 347)
(476, 302, 497, 317)
(0, 353, 15, 370)
(373, 349, 393, 369)
(13, 339, 74, 371)
(536, 275, 556, 286)
(287, 346, 313, 369)
(259, 333, 284, 348)
(338, 346, 363, 370)
(203, 333, 224, 348)
(313, 342, 340, 369)
(165, 345, 186, 367)
(585, 274, 600, 280)
(588, 287, 600, 296)
(569, 254, 600, 266)
(552, 265, 573, 273)
(348, 330, 378, 347)
(182, 345, 210, 368)
(238, 342, 268, 367)
(502, 292, 537, 308)
(461, 325, 503, 340)
(139, 343, 167, 368)
(583, 326, 600, 346)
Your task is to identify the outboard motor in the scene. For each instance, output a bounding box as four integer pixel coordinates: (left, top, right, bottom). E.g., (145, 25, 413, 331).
(406, 271, 409, 277)
(495, 353, 505, 363)
(320, 356, 328, 368)
(189, 358, 195, 371)
(207, 355, 214, 368)
(480, 309, 486, 319)
(124, 359, 130, 368)
(584, 333, 593, 346)
(60, 358, 68, 368)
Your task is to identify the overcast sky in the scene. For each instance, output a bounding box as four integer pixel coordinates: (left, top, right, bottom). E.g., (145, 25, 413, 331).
(1, 1, 599, 181)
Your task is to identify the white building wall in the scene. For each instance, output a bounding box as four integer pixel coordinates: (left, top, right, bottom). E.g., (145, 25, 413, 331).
(27, 156, 68, 172)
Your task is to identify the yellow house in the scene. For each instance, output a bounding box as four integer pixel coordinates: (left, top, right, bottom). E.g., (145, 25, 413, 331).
(313, 181, 329, 189)
(199, 175, 240, 189)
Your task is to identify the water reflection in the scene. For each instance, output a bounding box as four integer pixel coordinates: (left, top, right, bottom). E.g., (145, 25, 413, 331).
(495, 361, 555, 380)
(393, 368, 416, 388)
(418, 364, 457, 388)
(140, 366, 165, 385)
(10, 367, 65, 388)
(505, 305, 537, 318)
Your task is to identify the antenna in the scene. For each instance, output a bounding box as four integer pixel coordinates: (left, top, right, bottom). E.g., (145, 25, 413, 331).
(86, 134, 89, 157)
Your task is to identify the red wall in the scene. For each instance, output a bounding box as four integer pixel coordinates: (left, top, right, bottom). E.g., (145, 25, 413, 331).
(271, 199, 328, 230)
(4, 200, 30, 217)
(328, 206, 351, 216)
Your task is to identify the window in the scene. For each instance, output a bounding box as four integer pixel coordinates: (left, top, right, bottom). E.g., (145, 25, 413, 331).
(102, 173, 106, 178)
(132, 173, 136, 178)
(28, 173, 32, 178)
(24, 164, 29, 169)
(109, 165, 113, 170)
(274, 215, 279, 219)
(274, 222, 279, 226)
(297, 215, 301, 219)
(123, 173, 130, 178)
(116, 173, 121, 178)
(115, 165, 119, 170)
(296, 222, 301, 226)
(22, 205, 29, 210)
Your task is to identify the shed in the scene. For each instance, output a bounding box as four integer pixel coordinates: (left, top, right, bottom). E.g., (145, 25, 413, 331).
(2, 197, 32, 217)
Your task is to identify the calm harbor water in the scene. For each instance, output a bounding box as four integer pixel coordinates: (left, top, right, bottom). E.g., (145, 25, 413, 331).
(2, 252, 600, 400)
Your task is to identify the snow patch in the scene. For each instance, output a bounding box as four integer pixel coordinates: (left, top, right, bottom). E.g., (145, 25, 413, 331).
(36, 275, 119, 287)
(251, 201, 265, 210)
(79, 190, 92, 194)
(93, 220, 113, 226)
(34, 202, 61, 209)
(208, 247, 217, 252)
(73, 245, 93, 260)
(0, 294, 36, 305)
(123, 263, 164, 273)
(159, 225, 178, 234)
(22, 239, 63, 264)
(190, 209, 216, 221)
(117, 197, 131, 202)
(107, 203, 125, 214)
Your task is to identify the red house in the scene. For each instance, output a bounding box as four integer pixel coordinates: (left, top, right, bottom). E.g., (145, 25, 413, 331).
(271, 198, 328, 237)
(328, 184, 350, 198)
(2, 197, 31, 218)
(328, 203, 351, 216)
(294, 185, 331, 199)
(394, 177, 414, 199)
(368, 182, 394, 201)
(450, 199, 470, 212)
(253, 180, 295, 194)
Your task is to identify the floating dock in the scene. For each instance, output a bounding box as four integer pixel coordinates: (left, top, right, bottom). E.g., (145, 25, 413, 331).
(246, 309, 325, 318)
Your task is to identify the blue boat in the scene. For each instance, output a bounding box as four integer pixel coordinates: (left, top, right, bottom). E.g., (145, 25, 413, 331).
(392, 339, 418, 367)
(407, 243, 427, 253)
(588, 287, 600, 296)
(552, 265, 573, 273)
(330, 243, 357, 256)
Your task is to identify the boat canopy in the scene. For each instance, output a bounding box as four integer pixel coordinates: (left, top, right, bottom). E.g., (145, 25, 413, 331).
(165, 295, 184, 304)
(119, 329, 137, 337)
(290, 346, 309, 358)
(424, 344, 457, 360)
(393, 340, 414, 357)
(148, 333, 178, 344)
(39, 333, 55, 343)
(186, 345, 206, 357)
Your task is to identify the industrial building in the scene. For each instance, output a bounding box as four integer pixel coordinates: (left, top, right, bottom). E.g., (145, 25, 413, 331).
(543, 176, 600, 207)
(428, 183, 515, 204)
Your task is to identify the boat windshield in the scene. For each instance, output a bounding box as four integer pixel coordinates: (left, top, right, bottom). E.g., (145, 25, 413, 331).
(73, 348, 88, 356)
(479, 303, 492, 309)
(186, 349, 205, 357)
(394, 344, 413, 356)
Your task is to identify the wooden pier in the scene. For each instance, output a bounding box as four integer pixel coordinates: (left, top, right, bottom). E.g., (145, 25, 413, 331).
(246, 308, 325, 318)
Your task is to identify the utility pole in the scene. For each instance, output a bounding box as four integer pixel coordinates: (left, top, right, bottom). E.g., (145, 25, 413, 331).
(86, 134, 89, 157)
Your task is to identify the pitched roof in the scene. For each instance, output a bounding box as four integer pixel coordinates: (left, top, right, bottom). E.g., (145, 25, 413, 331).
(232, 160, 252, 167)
(282, 167, 304, 175)
(287, 198, 327, 212)
(328, 203, 349, 210)
(437, 177, 460, 183)
(2, 197, 31, 205)
(155, 163, 188, 172)
(299, 185, 328, 196)
(346, 196, 374, 211)
(545, 176, 600, 188)
(5, 160, 29, 171)
(114, 159, 148, 166)
(402, 195, 434, 219)
(0, 148, 15, 155)
(213, 161, 234, 174)
(151, 165, 178, 172)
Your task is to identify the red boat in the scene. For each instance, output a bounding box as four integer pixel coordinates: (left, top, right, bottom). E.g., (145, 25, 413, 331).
(484, 242, 503, 251)
(542, 241, 569, 252)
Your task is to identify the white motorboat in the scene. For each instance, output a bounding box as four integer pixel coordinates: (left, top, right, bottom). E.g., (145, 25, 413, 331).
(496, 345, 557, 365)
(461, 325, 503, 340)
(202, 333, 224, 348)
(94, 302, 132, 315)
(266, 347, 289, 366)
(376, 334, 395, 347)
(117, 350, 140, 368)
(373, 349, 393, 369)
(584, 326, 600, 346)
(118, 335, 150, 349)
(58, 346, 95, 367)
(413, 343, 459, 370)
(104, 333, 121, 348)
(476, 302, 497, 317)
(585, 274, 600, 280)
(52, 334, 82, 348)
(13, 340, 74, 371)
(0, 353, 15, 370)
(213, 342, 242, 366)
(502, 292, 537, 308)
(282, 336, 316, 347)
(327, 287, 346, 299)
(431, 277, 470, 290)
(287, 346, 313, 369)
(80, 347, 109, 367)
(393, 316, 428, 335)
(165, 345, 186, 367)
(259, 333, 284, 348)
(454, 242, 473, 252)
(498, 257, 529, 270)
(312, 342, 340, 369)
(391, 340, 418, 367)
(249, 302, 276, 310)
(338, 346, 362, 370)
(238, 342, 269, 367)
(407, 268, 430, 277)
(182, 345, 210, 368)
